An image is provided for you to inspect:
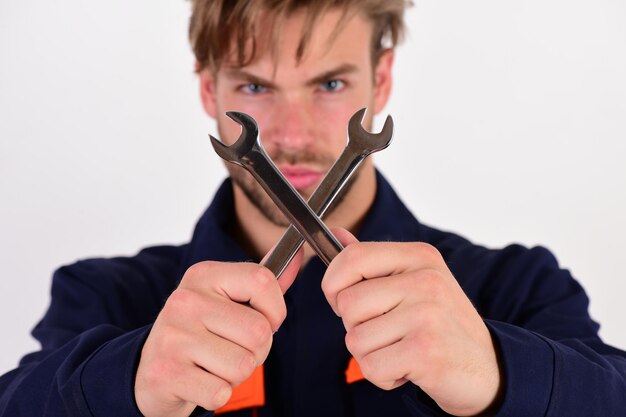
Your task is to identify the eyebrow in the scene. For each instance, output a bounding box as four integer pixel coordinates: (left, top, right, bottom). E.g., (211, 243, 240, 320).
(305, 64, 359, 86)
(224, 63, 360, 88)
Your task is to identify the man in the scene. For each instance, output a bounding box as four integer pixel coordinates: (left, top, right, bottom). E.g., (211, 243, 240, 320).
(1, 1, 625, 416)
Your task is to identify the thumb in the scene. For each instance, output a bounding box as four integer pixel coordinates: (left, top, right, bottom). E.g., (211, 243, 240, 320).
(331, 227, 359, 247)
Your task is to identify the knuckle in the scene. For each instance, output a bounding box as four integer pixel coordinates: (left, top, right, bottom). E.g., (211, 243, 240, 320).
(375, 380, 397, 391)
(428, 279, 446, 302)
(250, 264, 275, 292)
(414, 303, 440, 332)
(169, 287, 195, 304)
(320, 275, 335, 298)
(419, 270, 446, 300)
(155, 325, 184, 353)
(412, 241, 441, 260)
(406, 273, 422, 291)
(184, 260, 216, 282)
(342, 242, 366, 264)
(144, 358, 177, 388)
(140, 363, 159, 388)
(206, 382, 232, 410)
(408, 335, 440, 381)
(248, 317, 273, 349)
(165, 288, 197, 316)
(408, 332, 435, 361)
(359, 355, 380, 382)
(275, 300, 287, 325)
(335, 287, 356, 317)
(406, 268, 445, 302)
(235, 352, 257, 384)
(344, 330, 362, 357)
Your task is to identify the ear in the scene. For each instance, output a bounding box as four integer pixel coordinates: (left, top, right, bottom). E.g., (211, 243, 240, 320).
(198, 64, 218, 118)
(372, 49, 394, 114)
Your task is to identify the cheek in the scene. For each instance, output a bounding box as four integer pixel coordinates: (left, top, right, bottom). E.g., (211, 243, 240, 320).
(315, 107, 356, 151)
(216, 93, 366, 156)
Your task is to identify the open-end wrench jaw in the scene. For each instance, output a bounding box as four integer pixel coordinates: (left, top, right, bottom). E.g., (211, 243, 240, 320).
(209, 111, 259, 165)
(209, 108, 394, 276)
(209, 110, 344, 267)
(261, 108, 394, 277)
(348, 108, 394, 153)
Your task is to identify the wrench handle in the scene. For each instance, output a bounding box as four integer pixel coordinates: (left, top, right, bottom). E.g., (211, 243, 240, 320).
(264, 147, 366, 277)
(243, 150, 344, 268)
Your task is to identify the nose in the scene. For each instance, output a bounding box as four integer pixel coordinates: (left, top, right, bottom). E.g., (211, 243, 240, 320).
(264, 96, 315, 152)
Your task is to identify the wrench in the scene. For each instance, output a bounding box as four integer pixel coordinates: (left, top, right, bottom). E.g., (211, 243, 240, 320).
(210, 112, 343, 266)
(263, 108, 393, 277)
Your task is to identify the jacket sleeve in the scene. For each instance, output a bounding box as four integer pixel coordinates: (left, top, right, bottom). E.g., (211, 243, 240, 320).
(0, 247, 181, 417)
(476, 245, 626, 417)
(0, 323, 151, 416)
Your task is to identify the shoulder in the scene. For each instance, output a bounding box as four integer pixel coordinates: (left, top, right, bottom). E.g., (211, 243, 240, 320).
(55, 244, 185, 289)
(418, 222, 583, 320)
(416, 220, 559, 278)
(48, 244, 187, 328)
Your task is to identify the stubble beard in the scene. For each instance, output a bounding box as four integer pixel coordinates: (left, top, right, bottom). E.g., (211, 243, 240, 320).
(225, 146, 360, 228)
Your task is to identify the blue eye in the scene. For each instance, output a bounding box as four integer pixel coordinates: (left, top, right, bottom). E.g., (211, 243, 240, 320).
(242, 83, 267, 94)
(320, 79, 345, 92)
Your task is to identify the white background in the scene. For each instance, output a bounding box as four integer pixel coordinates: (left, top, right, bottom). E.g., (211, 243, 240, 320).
(1, 0, 625, 376)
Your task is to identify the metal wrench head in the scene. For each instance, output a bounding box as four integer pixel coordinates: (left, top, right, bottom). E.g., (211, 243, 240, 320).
(209, 111, 259, 166)
(348, 108, 394, 153)
(209, 110, 344, 266)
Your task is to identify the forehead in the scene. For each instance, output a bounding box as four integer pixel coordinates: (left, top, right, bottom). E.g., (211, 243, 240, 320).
(221, 9, 374, 79)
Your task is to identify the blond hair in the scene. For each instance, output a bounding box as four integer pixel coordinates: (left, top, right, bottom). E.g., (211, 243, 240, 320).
(189, 0, 410, 71)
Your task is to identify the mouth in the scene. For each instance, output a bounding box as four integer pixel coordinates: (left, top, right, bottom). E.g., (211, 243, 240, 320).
(278, 165, 325, 192)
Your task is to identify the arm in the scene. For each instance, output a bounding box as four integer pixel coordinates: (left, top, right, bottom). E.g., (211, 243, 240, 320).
(1, 243, 304, 417)
(479, 245, 626, 416)
(0, 247, 178, 416)
(134, 256, 301, 417)
(322, 229, 626, 417)
(0, 323, 151, 416)
(0, 269, 154, 415)
(1, 244, 304, 417)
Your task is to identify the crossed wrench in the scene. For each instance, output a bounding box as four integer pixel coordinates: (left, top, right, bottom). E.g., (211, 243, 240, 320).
(210, 108, 393, 278)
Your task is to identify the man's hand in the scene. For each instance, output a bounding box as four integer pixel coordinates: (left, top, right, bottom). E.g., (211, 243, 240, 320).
(322, 229, 502, 417)
(134, 250, 302, 417)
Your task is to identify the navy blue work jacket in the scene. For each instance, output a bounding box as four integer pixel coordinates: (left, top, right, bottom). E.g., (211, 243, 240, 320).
(1, 172, 625, 416)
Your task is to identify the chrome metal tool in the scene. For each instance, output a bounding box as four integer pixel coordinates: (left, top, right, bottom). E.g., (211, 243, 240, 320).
(209, 109, 393, 276)
(263, 108, 393, 277)
(210, 112, 343, 267)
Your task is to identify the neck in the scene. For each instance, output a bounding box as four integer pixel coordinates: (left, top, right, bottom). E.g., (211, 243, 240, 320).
(232, 161, 377, 266)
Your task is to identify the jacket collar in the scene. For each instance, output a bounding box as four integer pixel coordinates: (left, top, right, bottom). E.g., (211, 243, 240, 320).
(357, 170, 424, 244)
(182, 170, 423, 274)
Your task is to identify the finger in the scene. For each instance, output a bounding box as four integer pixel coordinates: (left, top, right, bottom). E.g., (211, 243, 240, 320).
(331, 227, 359, 246)
(335, 273, 408, 330)
(195, 295, 274, 362)
(276, 245, 304, 294)
(171, 363, 233, 412)
(195, 261, 287, 332)
(359, 338, 417, 391)
(322, 242, 443, 314)
(164, 286, 274, 357)
(345, 306, 405, 358)
(337, 269, 449, 330)
(188, 330, 258, 387)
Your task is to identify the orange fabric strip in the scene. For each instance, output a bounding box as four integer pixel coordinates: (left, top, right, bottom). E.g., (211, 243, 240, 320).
(215, 356, 363, 414)
(215, 366, 265, 414)
(345, 356, 365, 384)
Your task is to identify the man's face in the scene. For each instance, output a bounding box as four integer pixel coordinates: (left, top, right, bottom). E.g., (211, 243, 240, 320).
(199, 9, 393, 226)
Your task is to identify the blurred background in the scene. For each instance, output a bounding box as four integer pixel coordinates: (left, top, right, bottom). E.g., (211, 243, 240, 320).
(1, 0, 625, 375)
